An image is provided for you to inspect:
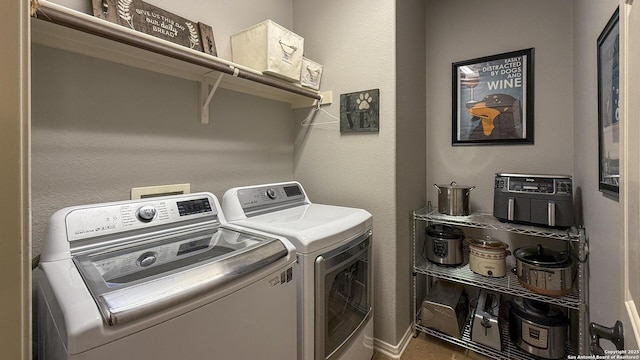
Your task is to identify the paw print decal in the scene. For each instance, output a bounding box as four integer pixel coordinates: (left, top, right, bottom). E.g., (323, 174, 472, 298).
(340, 88, 379, 133)
(357, 92, 373, 110)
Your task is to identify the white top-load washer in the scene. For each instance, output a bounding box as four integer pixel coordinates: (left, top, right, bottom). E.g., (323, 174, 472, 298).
(222, 181, 374, 360)
(33, 192, 298, 360)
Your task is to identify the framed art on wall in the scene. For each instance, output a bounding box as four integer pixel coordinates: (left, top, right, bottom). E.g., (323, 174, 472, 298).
(452, 48, 534, 145)
(340, 89, 380, 133)
(597, 7, 620, 197)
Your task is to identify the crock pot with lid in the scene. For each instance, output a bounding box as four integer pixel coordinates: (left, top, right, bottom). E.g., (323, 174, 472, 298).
(433, 181, 475, 216)
(514, 244, 575, 296)
(509, 297, 569, 359)
(424, 224, 465, 266)
(466, 236, 509, 251)
(465, 236, 509, 277)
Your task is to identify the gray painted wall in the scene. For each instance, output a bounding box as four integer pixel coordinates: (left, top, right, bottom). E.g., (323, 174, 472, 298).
(32, 0, 297, 256)
(425, 0, 574, 212)
(425, 0, 630, 350)
(293, 0, 427, 349)
(573, 0, 626, 343)
(292, 0, 403, 348)
(395, 0, 427, 345)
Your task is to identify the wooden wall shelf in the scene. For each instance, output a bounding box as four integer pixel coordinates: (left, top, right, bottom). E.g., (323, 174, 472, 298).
(31, 0, 332, 123)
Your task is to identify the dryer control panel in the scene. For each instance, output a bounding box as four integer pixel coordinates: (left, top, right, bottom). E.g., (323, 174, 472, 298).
(236, 183, 308, 215)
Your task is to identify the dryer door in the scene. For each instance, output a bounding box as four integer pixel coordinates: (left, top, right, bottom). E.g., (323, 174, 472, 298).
(315, 231, 372, 360)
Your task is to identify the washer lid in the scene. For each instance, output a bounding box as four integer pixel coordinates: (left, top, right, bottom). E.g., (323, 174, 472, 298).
(232, 203, 372, 253)
(73, 225, 288, 326)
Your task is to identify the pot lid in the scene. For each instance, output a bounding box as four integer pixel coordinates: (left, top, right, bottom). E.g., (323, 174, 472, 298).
(426, 224, 464, 239)
(434, 181, 475, 189)
(465, 236, 508, 250)
(510, 297, 569, 326)
(514, 244, 571, 267)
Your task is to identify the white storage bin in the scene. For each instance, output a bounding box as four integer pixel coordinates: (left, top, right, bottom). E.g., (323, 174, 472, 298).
(300, 57, 323, 90)
(231, 20, 304, 83)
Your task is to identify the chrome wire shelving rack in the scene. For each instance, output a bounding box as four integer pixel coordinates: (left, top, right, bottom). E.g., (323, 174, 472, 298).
(414, 258, 581, 309)
(410, 205, 590, 358)
(414, 206, 582, 242)
(414, 315, 577, 360)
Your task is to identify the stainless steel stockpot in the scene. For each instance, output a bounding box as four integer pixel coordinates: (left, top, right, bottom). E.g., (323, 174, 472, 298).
(433, 181, 475, 216)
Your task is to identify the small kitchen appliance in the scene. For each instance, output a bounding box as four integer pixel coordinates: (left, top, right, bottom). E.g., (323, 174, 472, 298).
(466, 236, 509, 277)
(434, 181, 475, 216)
(509, 297, 569, 359)
(514, 244, 575, 296)
(420, 281, 468, 339)
(424, 224, 465, 266)
(493, 173, 574, 228)
(471, 290, 502, 351)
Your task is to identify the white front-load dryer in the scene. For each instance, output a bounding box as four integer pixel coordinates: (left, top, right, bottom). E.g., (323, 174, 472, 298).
(222, 181, 374, 360)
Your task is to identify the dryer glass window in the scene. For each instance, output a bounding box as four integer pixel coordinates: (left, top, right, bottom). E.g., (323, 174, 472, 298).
(317, 234, 372, 360)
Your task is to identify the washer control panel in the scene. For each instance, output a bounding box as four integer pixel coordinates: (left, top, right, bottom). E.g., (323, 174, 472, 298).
(65, 193, 217, 241)
(137, 205, 157, 222)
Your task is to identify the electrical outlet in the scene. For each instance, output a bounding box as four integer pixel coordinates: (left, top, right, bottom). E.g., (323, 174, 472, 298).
(131, 183, 191, 199)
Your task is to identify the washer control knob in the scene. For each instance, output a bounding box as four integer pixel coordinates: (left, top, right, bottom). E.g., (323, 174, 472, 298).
(137, 205, 157, 222)
(137, 252, 157, 267)
(266, 188, 277, 200)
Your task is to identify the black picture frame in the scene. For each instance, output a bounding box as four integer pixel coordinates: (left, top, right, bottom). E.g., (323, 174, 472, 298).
(597, 7, 620, 197)
(452, 48, 534, 145)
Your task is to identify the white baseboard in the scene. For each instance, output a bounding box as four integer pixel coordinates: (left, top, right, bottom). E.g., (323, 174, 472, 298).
(373, 325, 413, 359)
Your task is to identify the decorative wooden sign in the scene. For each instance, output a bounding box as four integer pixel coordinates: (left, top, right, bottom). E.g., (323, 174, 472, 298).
(198, 23, 217, 57)
(92, 0, 203, 52)
(340, 89, 380, 133)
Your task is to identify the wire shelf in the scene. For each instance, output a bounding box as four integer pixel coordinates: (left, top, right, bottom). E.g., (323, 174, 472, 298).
(414, 315, 576, 360)
(411, 205, 589, 356)
(414, 207, 582, 242)
(415, 259, 581, 309)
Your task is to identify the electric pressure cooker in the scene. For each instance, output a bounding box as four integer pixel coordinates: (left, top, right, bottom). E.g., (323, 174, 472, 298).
(424, 224, 464, 266)
(509, 297, 569, 359)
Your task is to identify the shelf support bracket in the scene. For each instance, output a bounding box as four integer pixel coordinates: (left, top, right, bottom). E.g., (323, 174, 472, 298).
(200, 73, 225, 125)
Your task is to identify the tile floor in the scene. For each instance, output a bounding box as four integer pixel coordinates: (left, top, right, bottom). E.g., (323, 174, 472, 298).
(373, 333, 490, 360)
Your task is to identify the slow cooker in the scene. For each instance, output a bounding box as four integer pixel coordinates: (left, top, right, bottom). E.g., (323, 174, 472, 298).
(509, 297, 569, 359)
(465, 236, 509, 277)
(424, 224, 464, 266)
(514, 244, 575, 296)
